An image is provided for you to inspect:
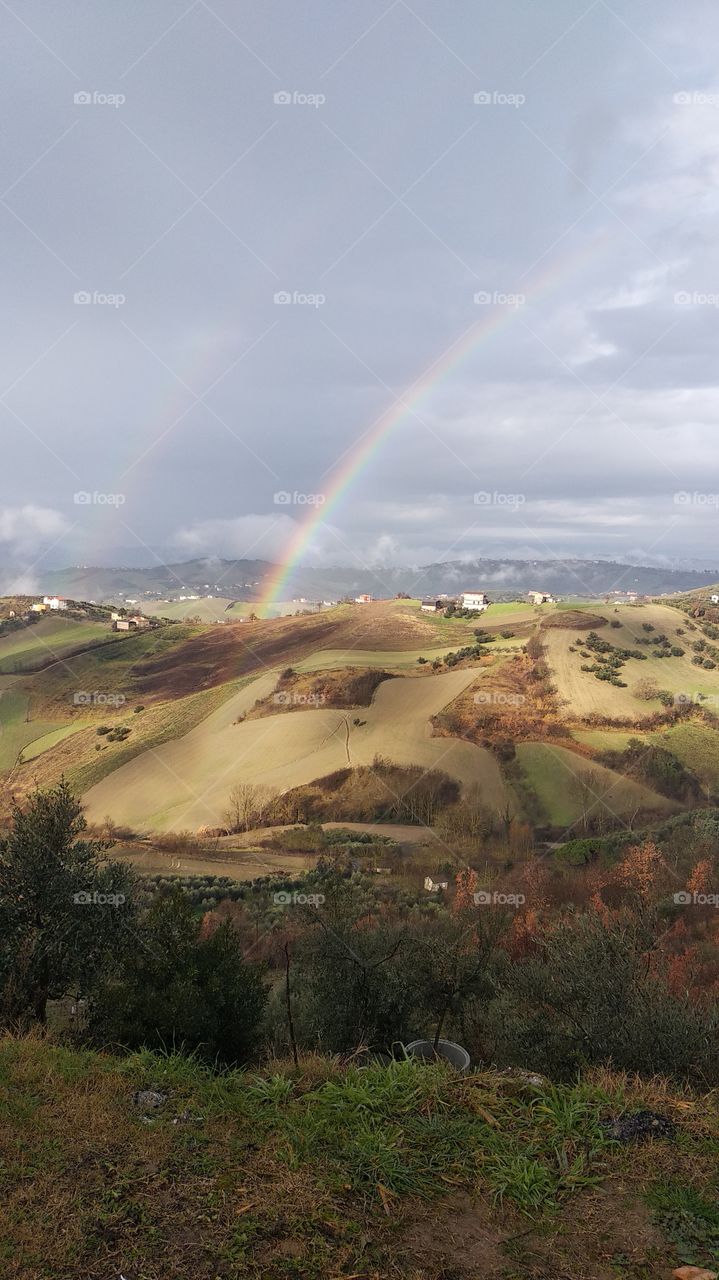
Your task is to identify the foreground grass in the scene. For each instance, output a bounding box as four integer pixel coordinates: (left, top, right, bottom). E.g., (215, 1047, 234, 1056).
(1, 1037, 719, 1278)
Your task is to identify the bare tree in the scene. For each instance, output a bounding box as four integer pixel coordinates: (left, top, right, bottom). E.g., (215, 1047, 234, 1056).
(224, 782, 277, 832)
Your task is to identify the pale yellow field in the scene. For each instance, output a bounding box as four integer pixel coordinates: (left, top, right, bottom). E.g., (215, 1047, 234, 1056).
(84, 666, 511, 832)
(544, 603, 715, 719)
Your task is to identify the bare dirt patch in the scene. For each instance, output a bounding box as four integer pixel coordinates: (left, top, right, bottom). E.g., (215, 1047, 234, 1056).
(132, 614, 347, 698)
(541, 609, 607, 630)
(245, 666, 393, 718)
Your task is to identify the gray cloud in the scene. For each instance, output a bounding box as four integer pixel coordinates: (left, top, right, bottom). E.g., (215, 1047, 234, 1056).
(2, 1, 719, 579)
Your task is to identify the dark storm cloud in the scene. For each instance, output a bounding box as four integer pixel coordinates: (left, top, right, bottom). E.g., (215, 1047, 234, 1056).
(2, 0, 719, 575)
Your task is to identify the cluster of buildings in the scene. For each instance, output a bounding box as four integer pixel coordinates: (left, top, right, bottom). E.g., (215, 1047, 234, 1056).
(110, 611, 151, 632)
(420, 589, 554, 614)
(421, 591, 490, 614)
(30, 595, 68, 613)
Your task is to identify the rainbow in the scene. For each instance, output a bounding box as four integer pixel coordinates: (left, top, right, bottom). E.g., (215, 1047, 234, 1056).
(257, 232, 613, 616)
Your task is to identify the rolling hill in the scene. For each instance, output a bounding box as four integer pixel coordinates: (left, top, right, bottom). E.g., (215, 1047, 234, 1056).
(1, 593, 717, 842)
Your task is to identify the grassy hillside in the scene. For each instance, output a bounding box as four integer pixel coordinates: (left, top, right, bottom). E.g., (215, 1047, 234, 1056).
(2, 1036, 719, 1279)
(515, 742, 678, 826)
(0, 689, 89, 771)
(0, 617, 116, 674)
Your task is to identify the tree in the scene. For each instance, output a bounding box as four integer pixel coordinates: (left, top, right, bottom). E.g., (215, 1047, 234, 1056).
(0, 782, 136, 1024)
(415, 905, 502, 1050)
(90, 890, 267, 1065)
(224, 781, 277, 832)
(292, 872, 419, 1053)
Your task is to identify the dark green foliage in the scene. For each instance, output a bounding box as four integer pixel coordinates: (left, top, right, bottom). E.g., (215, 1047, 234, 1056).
(90, 890, 267, 1065)
(648, 1183, 719, 1268)
(597, 738, 703, 802)
(0, 782, 136, 1024)
(579, 632, 644, 685)
(493, 911, 719, 1085)
(291, 879, 421, 1054)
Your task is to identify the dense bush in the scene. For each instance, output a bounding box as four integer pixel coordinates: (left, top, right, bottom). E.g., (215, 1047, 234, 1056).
(90, 891, 267, 1065)
(491, 911, 719, 1086)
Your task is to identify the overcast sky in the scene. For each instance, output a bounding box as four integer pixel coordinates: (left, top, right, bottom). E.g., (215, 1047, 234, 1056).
(3, 0, 719, 580)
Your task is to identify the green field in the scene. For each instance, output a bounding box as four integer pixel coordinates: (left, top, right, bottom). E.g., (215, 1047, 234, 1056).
(0, 689, 87, 769)
(573, 723, 719, 789)
(653, 722, 719, 786)
(20, 723, 86, 762)
(0, 618, 114, 674)
(515, 741, 676, 827)
(151, 597, 237, 621)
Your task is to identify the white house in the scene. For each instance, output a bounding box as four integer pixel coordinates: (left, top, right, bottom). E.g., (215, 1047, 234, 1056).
(420, 598, 442, 613)
(43, 596, 67, 610)
(460, 591, 489, 612)
(711, 594, 719, 605)
(354, 594, 373, 604)
(424, 875, 449, 892)
(528, 591, 553, 605)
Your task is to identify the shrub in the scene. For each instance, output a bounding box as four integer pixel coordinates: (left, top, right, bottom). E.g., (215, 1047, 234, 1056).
(90, 891, 267, 1065)
(493, 911, 719, 1085)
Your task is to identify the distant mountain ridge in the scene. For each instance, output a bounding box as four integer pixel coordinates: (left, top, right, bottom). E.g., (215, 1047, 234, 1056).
(3, 556, 719, 604)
